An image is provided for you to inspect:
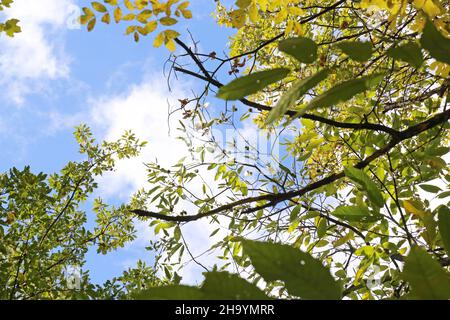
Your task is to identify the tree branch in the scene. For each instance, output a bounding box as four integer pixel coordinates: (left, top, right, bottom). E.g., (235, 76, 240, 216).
(173, 66, 401, 137)
(131, 107, 450, 222)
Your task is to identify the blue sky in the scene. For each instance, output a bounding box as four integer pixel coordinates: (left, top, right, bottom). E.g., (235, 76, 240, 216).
(0, 0, 235, 285)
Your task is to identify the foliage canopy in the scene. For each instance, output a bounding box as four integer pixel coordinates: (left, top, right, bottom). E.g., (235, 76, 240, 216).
(2, 0, 450, 300)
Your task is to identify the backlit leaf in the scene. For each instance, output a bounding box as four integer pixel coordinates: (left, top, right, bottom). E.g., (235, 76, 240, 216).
(242, 240, 342, 299)
(217, 68, 290, 100)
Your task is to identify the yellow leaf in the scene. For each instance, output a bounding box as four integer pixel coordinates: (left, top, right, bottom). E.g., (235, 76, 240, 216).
(248, 2, 259, 23)
(274, 8, 287, 24)
(125, 25, 136, 35)
(181, 9, 192, 19)
(101, 13, 110, 24)
(122, 13, 135, 21)
(145, 20, 158, 33)
(91, 2, 107, 13)
(160, 17, 177, 26)
(124, 0, 135, 11)
(114, 7, 122, 23)
(413, 0, 442, 18)
(87, 18, 96, 31)
(165, 38, 176, 51)
(177, 1, 189, 11)
(230, 9, 246, 28)
(403, 199, 426, 218)
(153, 31, 165, 48)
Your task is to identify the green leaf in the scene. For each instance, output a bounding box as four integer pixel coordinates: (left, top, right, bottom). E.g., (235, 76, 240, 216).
(387, 42, 424, 68)
(438, 206, 450, 257)
(201, 272, 269, 300)
(344, 167, 385, 208)
(316, 217, 328, 238)
(3, 18, 21, 37)
(134, 285, 205, 300)
(331, 205, 380, 223)
(419, 184, 441, 193)
(401, 246, 450, 300)
(420, 19, 450, 65)
(289, 204, 301, 222)
(295, 73, 384, 117)
(242, 240, 342, 299)
(265, 69, 329, 124)
(336, 41, 373, 62)
(278, 37, 318, 64)
(216, 68, 290, 100)
(134, 272, 268, 300)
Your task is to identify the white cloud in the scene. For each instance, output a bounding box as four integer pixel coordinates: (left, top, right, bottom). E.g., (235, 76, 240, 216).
(87, 73, 231, 283)
(0, 0, 76, 104)
(89, 77, 189, 198)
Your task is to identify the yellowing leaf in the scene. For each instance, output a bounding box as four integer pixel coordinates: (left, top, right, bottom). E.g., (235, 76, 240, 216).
(91, 2, 107, 13)
(413, 0, 442, 18)
(145, 20, 158, 33)
(87, 18, 96, 31)
(124, 0, 135, 11)
(160, 17, 177, 26)
(403, 199, 426, 217)
(165, 38, 176, 51)
(113, 7, 122, 23)
(230, 9, 246, 28)
(153, 31, 165, 48)
(101, 13, 110, 24)
(248, 2, 259, 22)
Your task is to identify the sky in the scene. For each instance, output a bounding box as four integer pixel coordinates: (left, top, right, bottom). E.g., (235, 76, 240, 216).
(0, 0, 237, 285)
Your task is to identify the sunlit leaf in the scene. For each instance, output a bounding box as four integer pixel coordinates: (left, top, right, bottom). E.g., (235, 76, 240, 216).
(265, 69, 329, 124)
(278, 37, 318, 64)
(336, 41, 373, 62)
(242, 240, 342, 299)
(387, 42, 424, 68)
(295, 73, 384, 117)
(217, 68, 290, 100)
(331, 205, 381, 223)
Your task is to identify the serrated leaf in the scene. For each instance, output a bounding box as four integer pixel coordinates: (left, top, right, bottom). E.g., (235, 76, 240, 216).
(336, 41, 373, 62)
(438, 206, 450, 257)
(420, 19, 450, 65)
(401, 246, 450, 300)
(278, 37, 318, 64)
(242, 240, 342, 299)
(217, 68, 290, 100)
(387, 42, 424, 68)
(265, 69, 329, 124)
(295, 73, 384, 117)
